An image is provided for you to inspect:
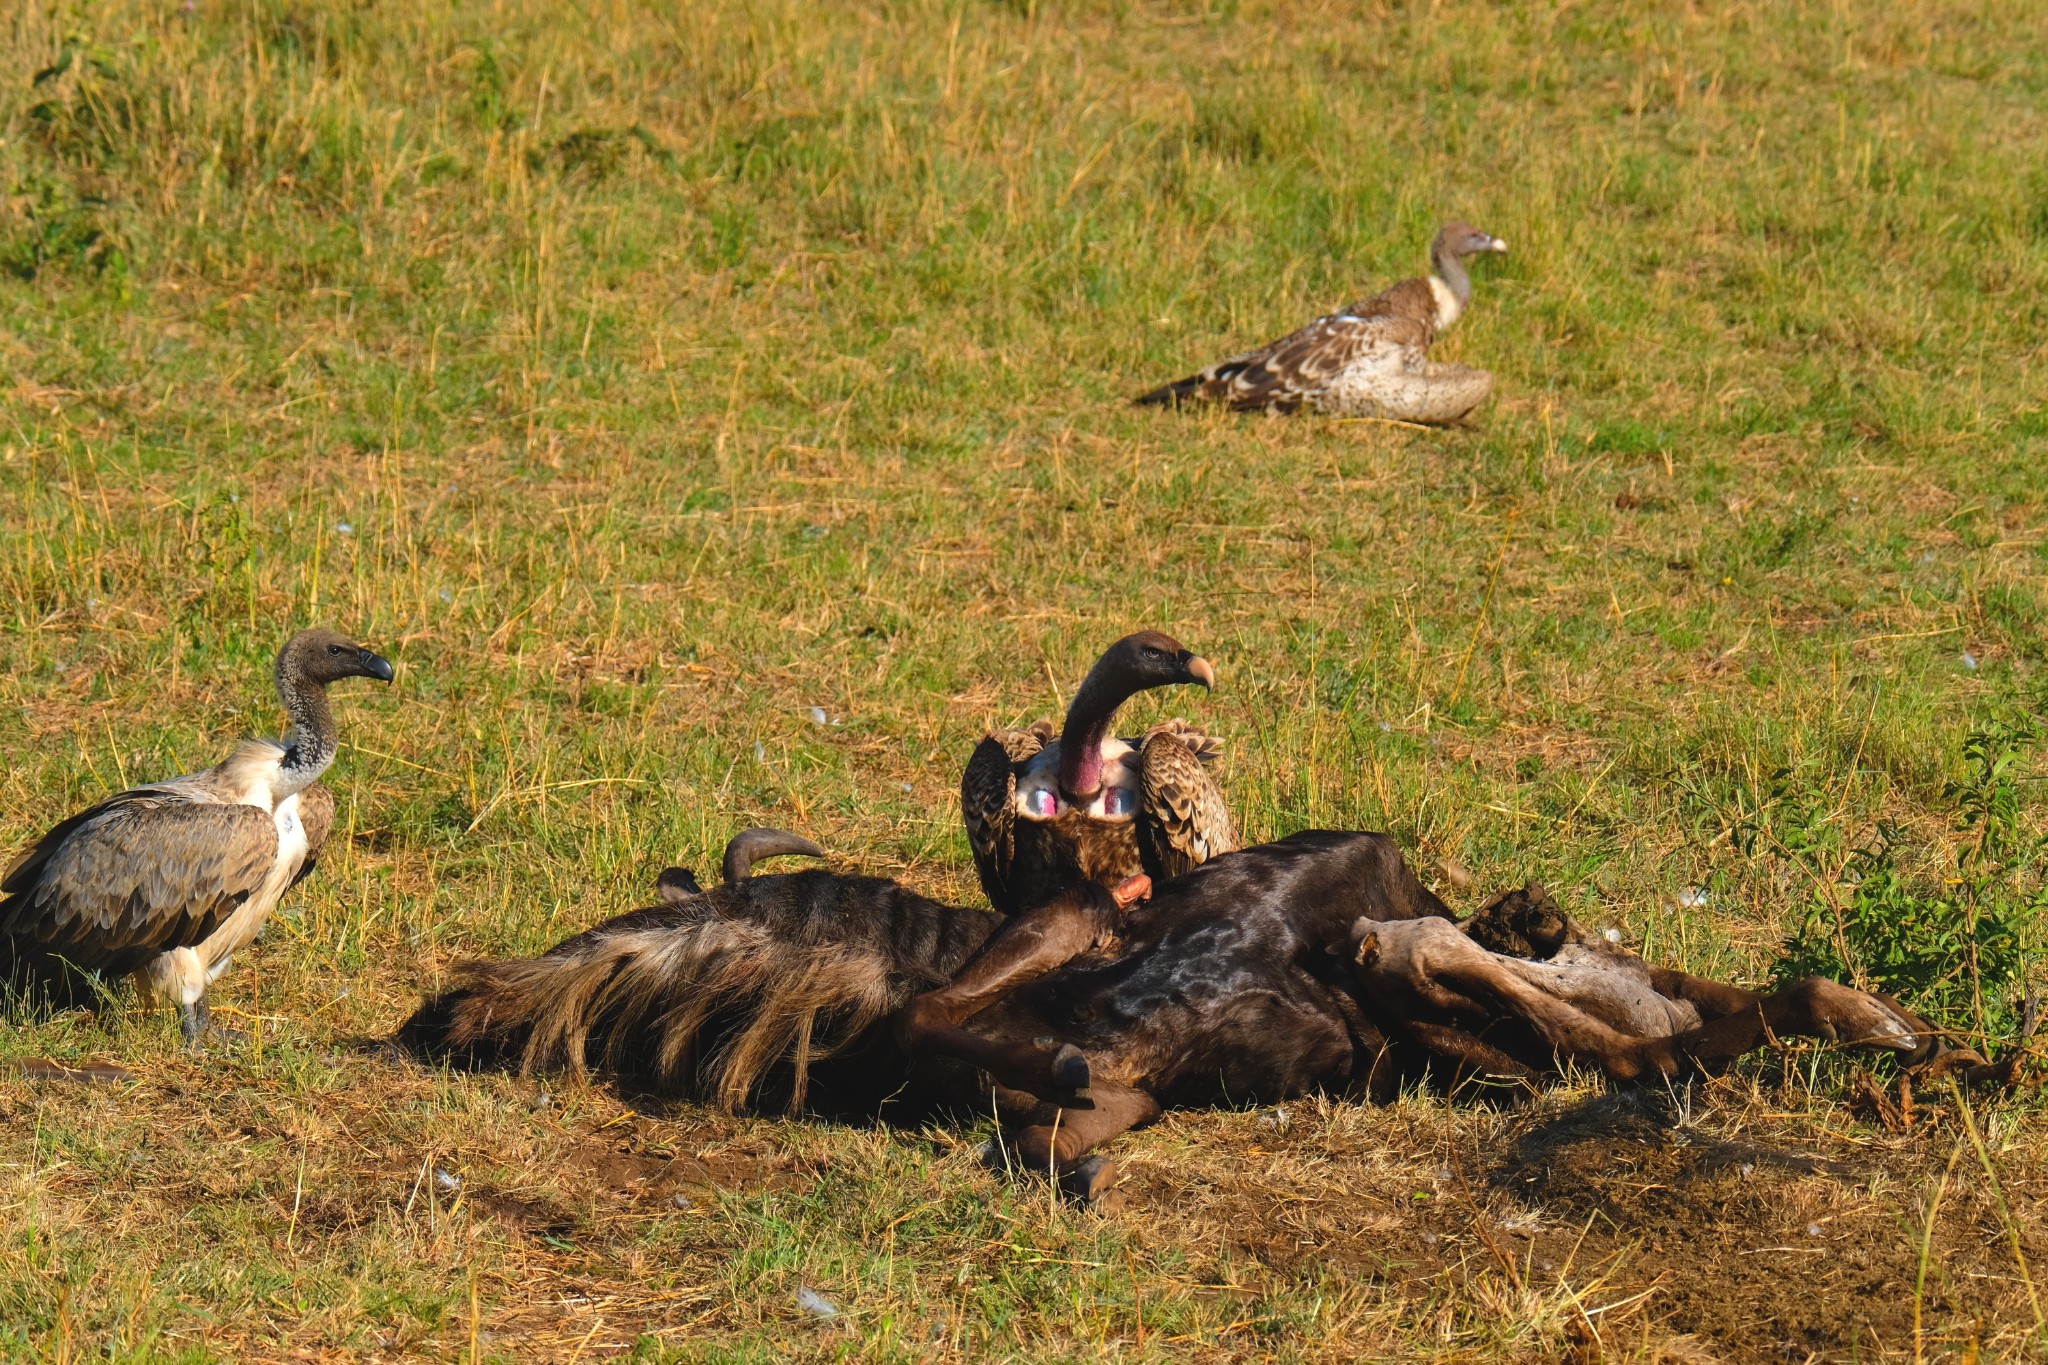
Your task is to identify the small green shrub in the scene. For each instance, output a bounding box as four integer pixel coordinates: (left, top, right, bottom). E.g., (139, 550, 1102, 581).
(1766, 715, 2047, 1049)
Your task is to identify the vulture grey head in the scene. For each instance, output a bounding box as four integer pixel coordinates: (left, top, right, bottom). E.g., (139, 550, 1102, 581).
(1059, 630, 1215, 799)
(1433, 221, 1508, 261)
(278, 627, 396, 690)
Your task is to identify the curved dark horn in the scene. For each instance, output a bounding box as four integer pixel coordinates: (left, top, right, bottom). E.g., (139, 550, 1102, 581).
(722, 828, 826, 884)
(655, 866, 704, 904)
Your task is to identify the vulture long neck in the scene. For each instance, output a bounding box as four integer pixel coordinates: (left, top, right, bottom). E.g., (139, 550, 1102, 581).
(1430, 235, 1474, 313)
(275, 664, 337, 796)
(1057, 661, 1138, 800)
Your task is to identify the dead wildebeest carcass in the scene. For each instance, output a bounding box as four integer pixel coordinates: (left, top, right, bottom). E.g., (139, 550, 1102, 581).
(400, 827, 1450, 1198)
(398, 829, 1974, 1206)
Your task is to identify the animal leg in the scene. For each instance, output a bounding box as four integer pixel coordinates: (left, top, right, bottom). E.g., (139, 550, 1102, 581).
(1357, 919, 1936, 1083)
(1658, 976, 1928, 1073)
(894, 880, 1139, 1099)
(1644, 967, 1767, 1018)
(1009, 1082, 1162, 1209)
(1353, 919, 1678, 1083)
(1649, 968, 1936, 1064)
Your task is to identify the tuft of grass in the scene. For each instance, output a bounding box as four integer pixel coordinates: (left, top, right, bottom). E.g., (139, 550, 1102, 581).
(1774, 713, 2048, 1047)
(0, 0, 2045, 1358)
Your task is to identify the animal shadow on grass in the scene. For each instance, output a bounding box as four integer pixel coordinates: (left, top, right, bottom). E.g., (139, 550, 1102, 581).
(1475, 1089, 1985, 1361)
(1485, 1088, 1857, 1202)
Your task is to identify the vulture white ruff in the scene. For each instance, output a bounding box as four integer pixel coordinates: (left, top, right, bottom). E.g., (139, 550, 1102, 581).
(133, 755, 319, 1009)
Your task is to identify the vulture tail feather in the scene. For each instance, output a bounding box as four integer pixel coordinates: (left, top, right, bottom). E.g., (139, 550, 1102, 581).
(1133, 372, 1213, 407)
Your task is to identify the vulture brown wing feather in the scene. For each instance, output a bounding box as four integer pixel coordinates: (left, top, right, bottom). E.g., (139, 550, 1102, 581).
(2, 799, 279, 971)
(1140, 717, 1226, 767)
(960, 724, 1050, 914)
(1135, 725, 1240, 881)
(1, 788, 167, 899)
(1216, 314, 1419, 412)
(287, 783, 336, 891)
(1342, 278, 1438, 326)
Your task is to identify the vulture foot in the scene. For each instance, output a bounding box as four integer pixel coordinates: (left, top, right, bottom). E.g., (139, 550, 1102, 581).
(179, 999, 247, 1051)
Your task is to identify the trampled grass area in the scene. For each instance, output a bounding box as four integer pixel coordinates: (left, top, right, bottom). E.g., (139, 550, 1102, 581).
(1, 0, 2046, 1358)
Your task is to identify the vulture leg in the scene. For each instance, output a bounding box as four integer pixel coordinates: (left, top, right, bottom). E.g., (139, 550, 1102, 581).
(180, 998, 210, 1048)
(176, 997, 249, 1049)
(141, 947, 245, 1050)
(894, 879, 1143, 1100)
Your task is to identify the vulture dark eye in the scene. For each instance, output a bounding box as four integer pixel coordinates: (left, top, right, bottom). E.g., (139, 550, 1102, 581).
(329, 645, 346, 655)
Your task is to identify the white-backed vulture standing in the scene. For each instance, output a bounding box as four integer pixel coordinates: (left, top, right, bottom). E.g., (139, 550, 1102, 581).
(1135, 222, 1508, 424)
(0, 627, 394, 1043)
(960, 631, 1238, 916)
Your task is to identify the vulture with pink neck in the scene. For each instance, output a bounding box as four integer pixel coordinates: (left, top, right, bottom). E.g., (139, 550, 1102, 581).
(1134, 221, 1507, 424)
(960, 632, 1238, 915)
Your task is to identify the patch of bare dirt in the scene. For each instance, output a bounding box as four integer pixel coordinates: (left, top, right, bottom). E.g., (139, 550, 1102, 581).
(1115, 1086, 2038, 1363)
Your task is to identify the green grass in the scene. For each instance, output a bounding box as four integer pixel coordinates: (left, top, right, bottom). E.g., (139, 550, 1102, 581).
(1, 0, 2047, 1358)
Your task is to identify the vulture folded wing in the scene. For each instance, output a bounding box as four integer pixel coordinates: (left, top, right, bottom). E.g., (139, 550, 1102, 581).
(287, 783, 337, 892)
(0, 795, 279, 974)
(1340, 277, 1440, 328)
(1137, 717, 1226, 766)
(959, 722, 1052, 914)
(1135, 726, 1239, 881)
(1208, 313, 1430, 413)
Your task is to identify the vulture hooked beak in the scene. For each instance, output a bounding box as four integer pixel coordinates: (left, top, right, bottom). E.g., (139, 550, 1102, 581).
(1482, 235, 1508, 254)
(361, 649, 396, 683)
(1184, 655, 1215, 689)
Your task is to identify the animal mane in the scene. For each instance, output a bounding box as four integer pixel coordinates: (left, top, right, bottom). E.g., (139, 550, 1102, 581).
(400, 873, 1002, 1113)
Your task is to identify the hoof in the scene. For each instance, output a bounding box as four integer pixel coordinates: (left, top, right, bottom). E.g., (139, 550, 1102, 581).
(1059, 1156, 1123, 1210)
(1051, 1044, 1091, 1091)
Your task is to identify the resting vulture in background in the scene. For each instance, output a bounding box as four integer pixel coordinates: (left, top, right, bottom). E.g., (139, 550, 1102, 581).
(1136, 222, 1508, 424)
